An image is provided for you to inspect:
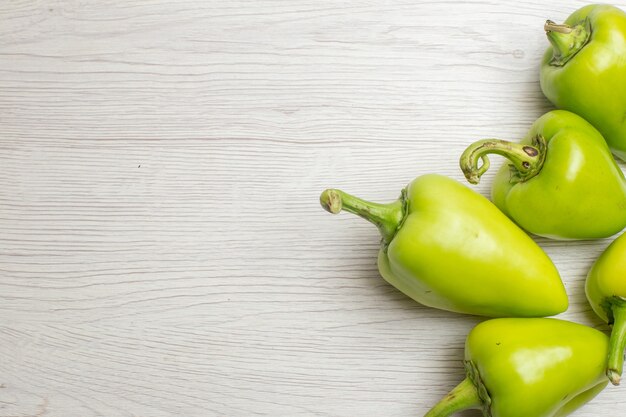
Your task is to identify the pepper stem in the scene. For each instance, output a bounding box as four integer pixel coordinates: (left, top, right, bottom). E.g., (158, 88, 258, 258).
(544, 20, 573, 34)
(459, 135, 547, 185)
(423, 378, 482, 417)
(319, 188, 404, 244)
(544, 18, 591, 66)
(607, 302, 626, 385)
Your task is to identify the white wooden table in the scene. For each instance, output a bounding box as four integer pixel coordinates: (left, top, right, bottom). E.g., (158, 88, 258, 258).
(2, 1, 626, 416)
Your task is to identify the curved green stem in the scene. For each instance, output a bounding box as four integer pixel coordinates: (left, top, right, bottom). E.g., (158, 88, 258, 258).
(423, 378, 482, 417)
(319, 188, 405, 244)
(545, 18, 591, 66)
(459, 136, 546, 185)
(607, 302, 626, 385)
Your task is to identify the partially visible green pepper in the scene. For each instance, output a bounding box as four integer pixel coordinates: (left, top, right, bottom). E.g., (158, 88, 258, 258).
(586, 232, 626, 385)
(460, 110, 626, 240)
(540, 4, 626, 161)
(319, 174, 567, 317)
(424, 318, 609, 417)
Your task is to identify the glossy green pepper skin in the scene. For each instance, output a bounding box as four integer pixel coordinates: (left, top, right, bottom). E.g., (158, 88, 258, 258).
(319, 174, 567, 317)
(540, 5, 626, 161)
(424, 318, 609, 417)
(586, 232, 626, 385)
(460, 110, 626, 240)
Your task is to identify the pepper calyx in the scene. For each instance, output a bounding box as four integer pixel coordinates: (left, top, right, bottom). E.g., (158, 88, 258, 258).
(545, 17, 591, 66)
(380, 188, 409, 251)
(465, 360, 492, 417)
(600, 296, 626, 325)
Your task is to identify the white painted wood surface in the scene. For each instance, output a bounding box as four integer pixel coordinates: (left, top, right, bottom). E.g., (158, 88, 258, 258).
(2, 1, 626, 416)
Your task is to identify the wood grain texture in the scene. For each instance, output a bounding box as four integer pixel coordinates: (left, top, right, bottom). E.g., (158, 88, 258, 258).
(2, 0, 626, 416)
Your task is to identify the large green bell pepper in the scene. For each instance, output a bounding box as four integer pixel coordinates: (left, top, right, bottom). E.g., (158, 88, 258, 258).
(319, 174, 567, 317)
(540, 4, 626, 161)
(424, 318, 609, 417)
(586, 232, 626, 385)
(459, 110, 626, 240)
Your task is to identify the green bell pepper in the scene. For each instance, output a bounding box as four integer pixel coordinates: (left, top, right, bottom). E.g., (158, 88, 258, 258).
(460, 110, 626, 240)
(319, 174, 567, 317)
(424, 318, 609, 417)
(541, 4, 626, 161)
(586, 232, 626, 385)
